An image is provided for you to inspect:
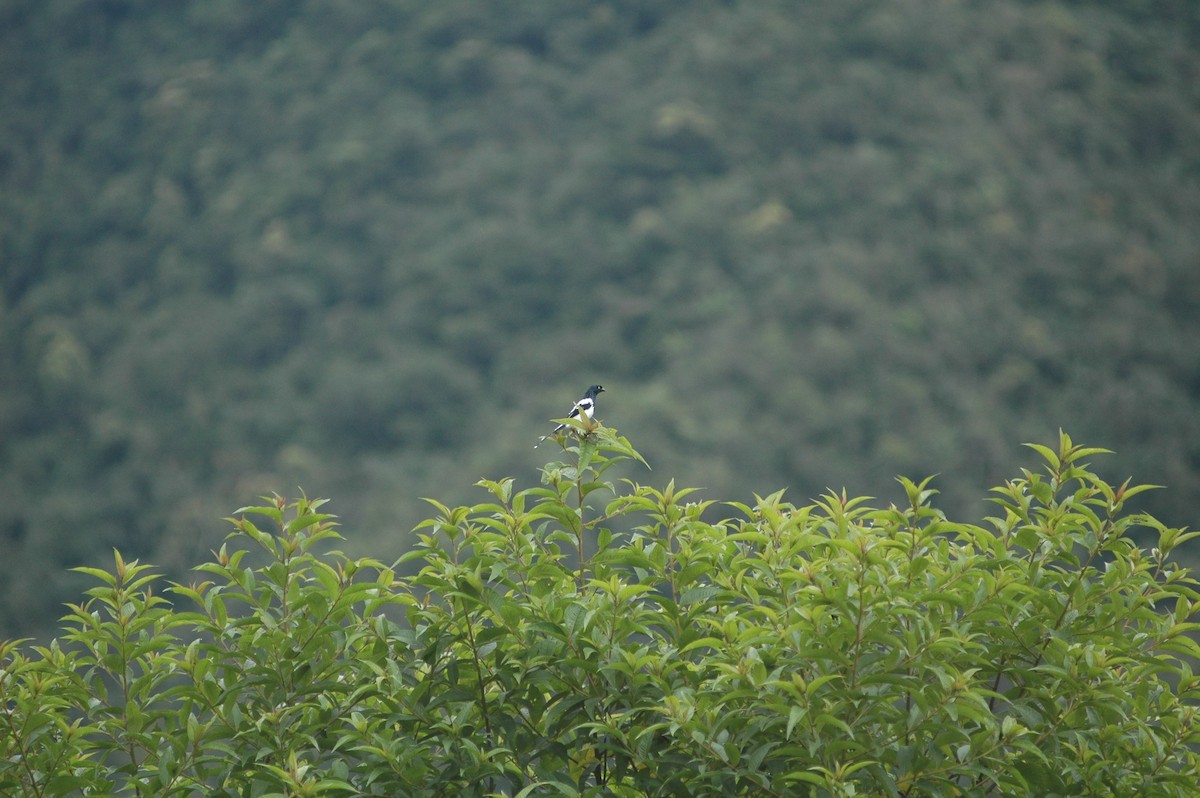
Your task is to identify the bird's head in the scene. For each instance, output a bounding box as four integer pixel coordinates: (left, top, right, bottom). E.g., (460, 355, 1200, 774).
(586, 384, 605, 397)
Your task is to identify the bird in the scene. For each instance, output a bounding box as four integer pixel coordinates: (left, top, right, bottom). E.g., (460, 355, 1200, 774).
(535, 384, 605, 447)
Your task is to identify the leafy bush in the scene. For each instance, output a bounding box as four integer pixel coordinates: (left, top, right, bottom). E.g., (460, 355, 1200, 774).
(2, 429, 1199, 796)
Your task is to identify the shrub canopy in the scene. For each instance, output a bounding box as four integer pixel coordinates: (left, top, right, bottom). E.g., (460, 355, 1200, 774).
(2, 429, 1199, 796)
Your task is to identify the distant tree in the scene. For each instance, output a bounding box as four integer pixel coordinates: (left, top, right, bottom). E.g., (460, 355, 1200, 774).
(2, 428, 1198, 796)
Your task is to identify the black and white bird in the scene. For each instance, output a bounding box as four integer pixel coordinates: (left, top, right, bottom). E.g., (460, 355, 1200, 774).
(535, 384, 605, 447)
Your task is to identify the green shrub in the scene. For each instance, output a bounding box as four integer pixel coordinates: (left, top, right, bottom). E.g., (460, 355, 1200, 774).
(2, 429, 1199, 796)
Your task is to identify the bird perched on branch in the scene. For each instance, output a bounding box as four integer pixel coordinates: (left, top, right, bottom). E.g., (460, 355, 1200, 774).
(535, 384, 605, 447)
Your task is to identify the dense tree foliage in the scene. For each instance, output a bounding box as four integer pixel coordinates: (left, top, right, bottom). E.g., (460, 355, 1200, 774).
(2, 0, 1199, 638)
(2, 431, 1199, 795)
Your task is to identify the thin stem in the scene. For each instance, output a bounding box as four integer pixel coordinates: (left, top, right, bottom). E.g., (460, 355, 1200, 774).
(576, 477, 587, 589)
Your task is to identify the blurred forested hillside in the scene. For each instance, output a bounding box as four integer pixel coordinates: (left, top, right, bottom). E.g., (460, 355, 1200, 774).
(2, 0, 1199, 638)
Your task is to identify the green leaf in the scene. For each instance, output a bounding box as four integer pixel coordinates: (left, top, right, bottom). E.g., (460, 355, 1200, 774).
(679, 585, 720, 606)
(69, 566, 118, 586)
(786, 705, 805, 739)
(1024, 442, 1060, 470)
(785, 770, 829, 787)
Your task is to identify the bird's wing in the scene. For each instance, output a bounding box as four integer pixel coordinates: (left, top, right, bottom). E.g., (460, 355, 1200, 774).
(535, 395, 591, 447)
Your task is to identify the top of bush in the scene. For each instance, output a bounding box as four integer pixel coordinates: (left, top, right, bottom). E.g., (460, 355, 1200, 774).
(2, 428, 1199, 796)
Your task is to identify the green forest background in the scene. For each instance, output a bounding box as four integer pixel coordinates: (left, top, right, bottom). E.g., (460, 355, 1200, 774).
(2, 0, 1198, 640)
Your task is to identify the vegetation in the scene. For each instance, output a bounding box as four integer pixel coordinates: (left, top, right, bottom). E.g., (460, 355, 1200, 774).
(3, 0, 1199, 640)
(3, 431, 1199, 796)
